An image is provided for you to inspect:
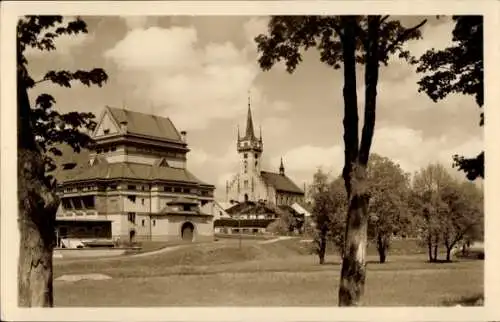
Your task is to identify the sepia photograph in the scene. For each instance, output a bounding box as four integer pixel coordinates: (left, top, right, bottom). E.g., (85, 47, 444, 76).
(1, 0, 497, 321)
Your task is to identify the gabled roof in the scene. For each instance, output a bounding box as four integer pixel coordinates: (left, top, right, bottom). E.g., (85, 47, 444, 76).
(106, 106, 183, 143)
(260, 171, 304, 194)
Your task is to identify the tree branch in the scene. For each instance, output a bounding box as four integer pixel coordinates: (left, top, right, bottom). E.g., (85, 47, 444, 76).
(384, 19, 427, 55)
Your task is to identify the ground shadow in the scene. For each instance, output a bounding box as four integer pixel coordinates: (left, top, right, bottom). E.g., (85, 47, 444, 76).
(442, 293, 484, 306)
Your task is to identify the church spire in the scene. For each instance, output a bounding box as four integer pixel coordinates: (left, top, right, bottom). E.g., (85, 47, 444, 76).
(279, 157, 285, 175)
(245, 93, 255, 139)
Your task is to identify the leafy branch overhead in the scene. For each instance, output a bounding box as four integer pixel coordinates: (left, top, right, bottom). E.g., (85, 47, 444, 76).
(18, 15, 109, 174)
(255, 16, 426, 74)
(416, 16, 483, 180)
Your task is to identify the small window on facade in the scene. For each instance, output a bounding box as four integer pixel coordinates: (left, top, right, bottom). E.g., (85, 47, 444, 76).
(128, 212, 136, 223)
(244, 153, 248, 159)
(103, 129, 110, 134)
(141, 219, 145, 227)
(110, 146, 117, 152)
(174, 187, 182, 193)
(109, 184, 117, 190)
(152, 220, 156, 227)
(127, 195, 136, 203)
(127, 185, 136, 190)
(141, 198, 145, 205)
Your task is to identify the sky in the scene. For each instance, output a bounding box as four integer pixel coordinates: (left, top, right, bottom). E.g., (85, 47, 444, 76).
(26, 15, 483, 201)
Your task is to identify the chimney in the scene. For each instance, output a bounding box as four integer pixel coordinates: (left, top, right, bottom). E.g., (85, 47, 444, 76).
(180, 131, 187, 143)
(119, 121, 128, 133)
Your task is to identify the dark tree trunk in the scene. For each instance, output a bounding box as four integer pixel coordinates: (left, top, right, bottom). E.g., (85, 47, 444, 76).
(432, 239, 439, 262)
(445, 247, 452, 262)
(318, 227, 327, 264)
(376, 234, 387, 263)
(17, 71, 59, 307)
(338, 16, 381, 307)
(427, 237, 434, 262)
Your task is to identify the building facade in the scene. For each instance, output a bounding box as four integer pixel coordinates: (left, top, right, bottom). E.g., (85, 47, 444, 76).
(53, 106, 216, 243)
(225, 101, 305, 206)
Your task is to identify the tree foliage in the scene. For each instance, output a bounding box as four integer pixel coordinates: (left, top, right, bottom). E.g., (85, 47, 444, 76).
(366, 154, 411, 263)
(17, 15, 108, 307)
(416, 16, 483, 180)
(309, 169, 347, 264)
(410, 163, 483, 262)
(256, 15, 426, 306)
(18, 16, 108, 176)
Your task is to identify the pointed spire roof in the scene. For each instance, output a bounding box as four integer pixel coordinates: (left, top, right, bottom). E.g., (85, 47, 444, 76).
(244, 95, 256, 140)
(279, 157, 285, 175)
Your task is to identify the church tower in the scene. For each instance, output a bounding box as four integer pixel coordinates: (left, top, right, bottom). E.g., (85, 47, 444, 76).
(236, 95, 263, 202)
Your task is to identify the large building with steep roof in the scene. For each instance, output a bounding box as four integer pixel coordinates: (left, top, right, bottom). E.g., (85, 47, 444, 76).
(225, 99, 305, 206)
(54, 106, 216, 244)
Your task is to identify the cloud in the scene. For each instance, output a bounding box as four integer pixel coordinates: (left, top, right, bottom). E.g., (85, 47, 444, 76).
(261, 117, 291, 139)
(274, 123, 482, 188)
(24, 16, 94, 57)
(121, 16, 160, 30)
(104, 21, 267, 131)
(371, 125, 482, 174)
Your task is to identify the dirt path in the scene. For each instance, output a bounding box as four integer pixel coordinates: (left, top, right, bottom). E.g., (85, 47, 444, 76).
(54, 244, 188, 265)
(258, 236, 295, 244)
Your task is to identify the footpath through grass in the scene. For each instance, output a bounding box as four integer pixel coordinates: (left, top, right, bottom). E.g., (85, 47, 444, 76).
(54, 238, 483, 307)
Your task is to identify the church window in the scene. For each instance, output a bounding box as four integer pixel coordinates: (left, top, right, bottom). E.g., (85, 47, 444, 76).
(244, 180, 249, 189)
(244, 160, 248, 173)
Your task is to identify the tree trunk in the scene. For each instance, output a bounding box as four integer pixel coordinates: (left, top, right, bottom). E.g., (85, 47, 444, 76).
(376, 234, 387, 263)
(445, 247, 452, 262)
(433, 241, 439, 262)
(427, 237, 434, 262)
(338, 16, 381, 307)
(17, 71, 59, 307)
(318, 227, 327, 264)
(338, 166, 369, 306)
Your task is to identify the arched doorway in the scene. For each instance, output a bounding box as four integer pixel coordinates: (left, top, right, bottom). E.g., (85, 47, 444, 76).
(129, 229, 136, 244)
(181, 222, 195, 242)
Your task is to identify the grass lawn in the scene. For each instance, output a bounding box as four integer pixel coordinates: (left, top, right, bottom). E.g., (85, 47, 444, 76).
(53, 238, 483, 307)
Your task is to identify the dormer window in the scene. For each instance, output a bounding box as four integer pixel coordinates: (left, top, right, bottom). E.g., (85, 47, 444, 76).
(103, 129, 110, 135)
